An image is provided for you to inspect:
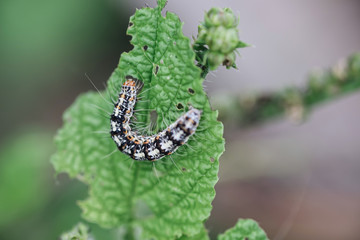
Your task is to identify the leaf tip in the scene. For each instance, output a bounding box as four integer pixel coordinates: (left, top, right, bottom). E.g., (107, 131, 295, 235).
(157, 0, 168, 10)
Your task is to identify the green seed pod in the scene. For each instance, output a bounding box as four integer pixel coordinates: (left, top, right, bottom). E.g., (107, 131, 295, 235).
(205, 27, 238, 53)
(204, 8, 222, 27)
(220, 28, 239, 54)
(195, 7, 249, 71)
(207, 52, 225, 70)
(205, 7, 237, 28)
(221, 8, 238, 28)
(223, 52, 236, 69)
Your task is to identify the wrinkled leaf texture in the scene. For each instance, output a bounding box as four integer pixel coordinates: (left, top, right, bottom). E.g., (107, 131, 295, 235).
(52, 0, 224, 239)
(60, 222, 93, 240)
(218, 219, 268, 240)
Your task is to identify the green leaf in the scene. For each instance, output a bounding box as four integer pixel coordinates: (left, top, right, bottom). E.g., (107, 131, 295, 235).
(218, 219, 268, 240)
(157, 0, 168, 10)
(237, 41, 251, 48)
(51, 2, 224, 240)
(177, 225, 209, 240)
(60, 222, 93, 240)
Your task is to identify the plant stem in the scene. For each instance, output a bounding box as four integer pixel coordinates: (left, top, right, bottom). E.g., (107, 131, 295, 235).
(124, 224, 135, 240)
(211, 53, 360, 126)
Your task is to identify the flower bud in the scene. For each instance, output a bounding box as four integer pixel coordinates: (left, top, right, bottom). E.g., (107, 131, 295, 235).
(207, 52, 225, 70)
(205, 8, 237, 29)
(223, 52, 236, 69)
(195, 7, 249, 70)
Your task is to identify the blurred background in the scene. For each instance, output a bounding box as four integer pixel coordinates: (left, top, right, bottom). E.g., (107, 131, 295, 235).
(0, 0, 359, 239)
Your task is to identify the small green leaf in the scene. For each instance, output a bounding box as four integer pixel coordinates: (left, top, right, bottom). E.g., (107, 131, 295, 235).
(60, 222, 93, 240)
(218, 219, 268, 240)
(52, 2, 224, 240)
(157, 0, 168, 10)
(177, 225, 209, 240)
(237, 41, 251, 48)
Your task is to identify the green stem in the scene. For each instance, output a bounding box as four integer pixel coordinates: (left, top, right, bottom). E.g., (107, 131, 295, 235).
(193, 42, 210, 79)
(212, 53, 360, 126)
(124, 224, 135, 240)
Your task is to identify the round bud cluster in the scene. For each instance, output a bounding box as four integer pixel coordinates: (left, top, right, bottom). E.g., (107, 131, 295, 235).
(196, 8, 248, 70)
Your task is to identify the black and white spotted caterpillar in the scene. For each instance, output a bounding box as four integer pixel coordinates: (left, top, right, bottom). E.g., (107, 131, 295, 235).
(110, 76, 201, 161)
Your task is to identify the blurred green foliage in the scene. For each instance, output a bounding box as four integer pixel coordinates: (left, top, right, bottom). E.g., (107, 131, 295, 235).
(60, 222, 93, 240)
(0, 129, 119, 239)
(0, 0, 130, 135)
(0, 0, 131, 237)
(0, 0, 123, 82)
(0, 130, 53, 228)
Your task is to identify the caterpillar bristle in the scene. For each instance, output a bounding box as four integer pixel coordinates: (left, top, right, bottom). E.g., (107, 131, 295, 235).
(110, 75, 201, 162)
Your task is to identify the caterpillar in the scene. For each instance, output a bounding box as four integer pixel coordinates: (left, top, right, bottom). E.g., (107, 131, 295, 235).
(110, 75, 201, 161)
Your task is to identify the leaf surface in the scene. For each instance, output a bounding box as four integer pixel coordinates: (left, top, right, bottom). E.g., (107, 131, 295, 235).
(177, 225, 209, 240)
(218, 219, 268, 240)
(60, 222, 93, 240)
(52, 1, 224, 239)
